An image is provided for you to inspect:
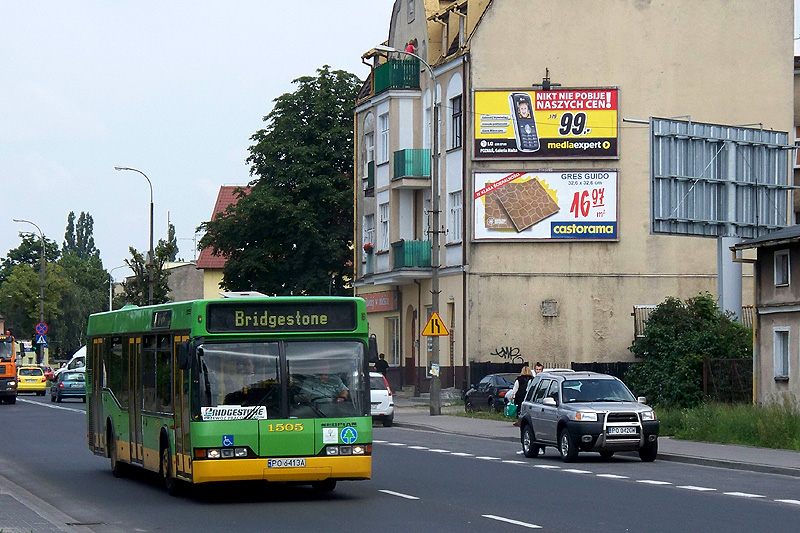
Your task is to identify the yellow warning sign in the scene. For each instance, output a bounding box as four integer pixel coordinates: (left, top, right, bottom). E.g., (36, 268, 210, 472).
(422, 312, 449, 336)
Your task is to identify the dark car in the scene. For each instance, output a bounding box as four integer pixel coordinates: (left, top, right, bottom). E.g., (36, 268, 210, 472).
(519, 371, 659, 462)
(50, 370, 86, 403)
(464, 373, 516, 412)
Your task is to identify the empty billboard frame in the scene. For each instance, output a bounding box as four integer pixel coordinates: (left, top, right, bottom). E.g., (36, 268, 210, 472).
(650, 118, 793, 239)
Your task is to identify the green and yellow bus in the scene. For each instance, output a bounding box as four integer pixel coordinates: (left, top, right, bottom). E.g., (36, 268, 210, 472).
(87, 296, 376, 494)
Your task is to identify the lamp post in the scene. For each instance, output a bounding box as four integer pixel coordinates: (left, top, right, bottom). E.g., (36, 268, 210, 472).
(13, 218, 45, 363)
(374, 44, 442, 415)
(108, 265, 127, 311)
(114, 166, 154, 306)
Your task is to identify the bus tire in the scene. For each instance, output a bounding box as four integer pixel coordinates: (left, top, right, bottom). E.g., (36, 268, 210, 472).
(108, 428, 126, 478)
(312, 479, 336, 493)
(161, 441, 182, 496)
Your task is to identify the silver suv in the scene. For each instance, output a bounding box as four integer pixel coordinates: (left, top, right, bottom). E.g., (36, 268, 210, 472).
(518, 371, 659, 462)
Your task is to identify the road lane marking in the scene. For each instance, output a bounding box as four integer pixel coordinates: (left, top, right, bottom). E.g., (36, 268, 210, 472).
(678, 485, 716, 492)
(428, 449, 450, 453)
(451, 452, 474, 456)
(775, 499, 800, 505)
(379, 490, 419, 500)
(597, 474, 628, 479)
(724, 492, 764, 498)
(562, 469, 592, 474)
(533, 464, 560, 469)
(503, 460, 527, 464)
(385, 442, 406, 446)
(483, 515, 542, 529)
(407, 446, 428, 450)
(637, 480, 672, 485)
(476, 456, 501, 461)
(18, 398, 83, 414)
(373, 440, 387, 443)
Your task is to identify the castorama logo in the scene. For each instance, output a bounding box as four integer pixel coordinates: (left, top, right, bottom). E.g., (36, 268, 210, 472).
(551, 222, 617, 239)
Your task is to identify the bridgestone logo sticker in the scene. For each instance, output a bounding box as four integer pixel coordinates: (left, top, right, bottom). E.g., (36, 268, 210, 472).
(201, 406, 267, 421)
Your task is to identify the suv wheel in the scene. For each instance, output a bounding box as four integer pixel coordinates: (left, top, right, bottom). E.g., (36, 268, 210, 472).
(639, 439, 658, 462)
(559, 428, 578, 463)
(521, 425, 540, 458)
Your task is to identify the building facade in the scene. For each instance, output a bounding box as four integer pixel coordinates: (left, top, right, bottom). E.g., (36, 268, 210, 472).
(354, 0, 793, 392)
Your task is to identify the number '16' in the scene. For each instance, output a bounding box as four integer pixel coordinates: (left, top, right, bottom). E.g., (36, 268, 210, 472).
(570, 191, 590, 218)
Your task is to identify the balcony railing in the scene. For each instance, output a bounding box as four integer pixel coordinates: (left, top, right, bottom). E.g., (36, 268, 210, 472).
(374, 58, 420, 94)
(393, 149, 431, 180)
(391, 240, 431, 268)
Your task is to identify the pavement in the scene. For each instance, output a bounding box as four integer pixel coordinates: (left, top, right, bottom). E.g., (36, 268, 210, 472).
(391, 387, 800, 478)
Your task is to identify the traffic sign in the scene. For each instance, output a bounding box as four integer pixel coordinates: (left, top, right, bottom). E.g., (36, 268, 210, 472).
(35, 334, 48, 346)
(35, 322, 48, 335)
(421, 312, 449, 336)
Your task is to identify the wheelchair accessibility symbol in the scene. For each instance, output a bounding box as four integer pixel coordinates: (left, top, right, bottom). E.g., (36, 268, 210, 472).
(340, 427, 357, 444)
(222, 435, 234, 447)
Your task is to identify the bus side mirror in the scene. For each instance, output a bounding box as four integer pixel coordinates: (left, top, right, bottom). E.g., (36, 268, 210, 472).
(368, 335, 378, 364)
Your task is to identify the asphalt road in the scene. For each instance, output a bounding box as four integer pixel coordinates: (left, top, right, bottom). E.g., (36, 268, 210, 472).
(2, 395, 800, 532)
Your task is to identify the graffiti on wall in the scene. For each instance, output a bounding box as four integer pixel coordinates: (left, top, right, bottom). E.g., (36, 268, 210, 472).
(490, 346, 523, 364)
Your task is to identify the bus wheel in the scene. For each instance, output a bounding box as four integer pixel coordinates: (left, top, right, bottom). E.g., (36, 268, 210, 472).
(161, 444, 182, 496)
(312, 480, 336, 493)
(109, 431, 126, 478)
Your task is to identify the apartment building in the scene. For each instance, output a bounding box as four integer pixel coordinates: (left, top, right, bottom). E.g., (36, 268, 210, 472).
(353, 0, 793, 392)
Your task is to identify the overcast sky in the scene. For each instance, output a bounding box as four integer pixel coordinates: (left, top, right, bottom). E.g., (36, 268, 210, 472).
(0, 0, 395, 280)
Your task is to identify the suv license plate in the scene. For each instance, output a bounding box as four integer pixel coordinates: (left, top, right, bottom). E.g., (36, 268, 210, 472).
(608, 427, 637, 435)
(267, 458, 306, 468)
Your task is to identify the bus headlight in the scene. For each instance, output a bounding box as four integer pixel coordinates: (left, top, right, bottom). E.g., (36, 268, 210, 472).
(207, 449, 221, 459)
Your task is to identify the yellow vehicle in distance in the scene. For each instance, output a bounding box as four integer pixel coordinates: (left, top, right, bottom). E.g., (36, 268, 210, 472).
(17, 365, 47, 396)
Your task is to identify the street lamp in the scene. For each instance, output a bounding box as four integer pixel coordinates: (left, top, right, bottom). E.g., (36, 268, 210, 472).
(108, 265, 127, 311)
(374, 44, 443, 415)
(13, 218, 45, 363)
(114, 166, 154, 306)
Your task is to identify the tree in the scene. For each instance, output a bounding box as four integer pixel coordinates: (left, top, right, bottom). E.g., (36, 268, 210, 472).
(63, 211, 99, 260)
(157, 223, 179, 262)
(198, 65, 361, 296)
(120, 244, 172, 306)
(0, 233, 60, 287)
(625, 293, 752, 408)
(0, 263, 69, 342)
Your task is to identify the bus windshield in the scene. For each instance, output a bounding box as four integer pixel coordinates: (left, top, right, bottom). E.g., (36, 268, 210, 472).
(197, 340, 366, 419)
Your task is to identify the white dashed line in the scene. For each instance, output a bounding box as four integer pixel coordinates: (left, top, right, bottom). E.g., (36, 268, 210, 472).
(678, 486, 716, 492)
(775, 499, 800, 506)
(373, 440, 387, 443)
(379, 490, 419, 500)
(476, 456, 501, 461)
(428, 449, 450, 453)
(533, 464, 560, 469)
(407, 445, 428, 450)
(450, 452, 474, 457)
(597, 474, 628, 479)
(385, 442, 406, 446)
(482, 515, 542, 529)
(502, 460, 527, 464)
(562, 468, 592, 474)
(724, 492, 764, 499)
(18, 398, 84, 414)
(637, 480, 672, 485)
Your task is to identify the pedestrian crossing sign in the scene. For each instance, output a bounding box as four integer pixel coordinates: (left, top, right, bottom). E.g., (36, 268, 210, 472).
(421, 312, 449, 336)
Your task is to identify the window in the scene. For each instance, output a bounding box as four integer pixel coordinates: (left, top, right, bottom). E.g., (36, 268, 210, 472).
(532, 379, 551, 403)
(379, 202, 389, 251)
(448, 191, 463, 242)
(378, 113, 389, 164)
(364, 132, 374, 176)
(407, 0, 415, 22)
(387, 317, 400, 366)
(458, 13, 466, 47)
(363, 215, 374, 261)
(423, 103, 431, 149)
(774, 328, 789, 379)
(449, 95, 462, 149)
(441, 21, 447, 56)
(775, 249, 790, 286)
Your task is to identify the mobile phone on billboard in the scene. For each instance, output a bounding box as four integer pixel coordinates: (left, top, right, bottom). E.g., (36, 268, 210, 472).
(508, 92, 540, 152)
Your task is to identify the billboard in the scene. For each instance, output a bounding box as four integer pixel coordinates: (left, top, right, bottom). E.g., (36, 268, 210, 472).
(473, 170, 618, 241)
(473, 88, 618, 159)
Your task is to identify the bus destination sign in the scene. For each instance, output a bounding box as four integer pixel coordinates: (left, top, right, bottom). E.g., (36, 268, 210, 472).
(206, 301, 358, 333)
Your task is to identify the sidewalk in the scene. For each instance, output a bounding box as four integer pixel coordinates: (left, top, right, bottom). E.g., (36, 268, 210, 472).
(392, 388, 800, 478)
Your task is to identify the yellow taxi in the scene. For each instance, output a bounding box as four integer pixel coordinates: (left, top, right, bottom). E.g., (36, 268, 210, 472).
(17, 365, 47, 395)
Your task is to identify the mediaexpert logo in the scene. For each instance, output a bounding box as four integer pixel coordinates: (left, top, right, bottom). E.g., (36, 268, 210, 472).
(551, 222, 617, 239)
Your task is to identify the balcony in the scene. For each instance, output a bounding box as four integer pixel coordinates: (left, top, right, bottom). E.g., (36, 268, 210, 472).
(392, 149, 431, 189)
(374, 58, 420, 94)
(392, 240, 431, 269)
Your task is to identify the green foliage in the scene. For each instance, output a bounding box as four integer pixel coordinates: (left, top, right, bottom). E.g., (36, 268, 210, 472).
(657, 398, 800, 451)
(0, 263, 69, 340)
(199, 65, 361, 296)
(157, 223, 179, 262)
(0, 233, 60, 286)
(625, 293, 753, 408)
(121, 245, 172, 306)
(63, 211, 99, 260)
(53, 252, 108, 356)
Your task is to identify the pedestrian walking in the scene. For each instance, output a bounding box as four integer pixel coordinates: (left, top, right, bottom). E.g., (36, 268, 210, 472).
(509, 365, 533, 426)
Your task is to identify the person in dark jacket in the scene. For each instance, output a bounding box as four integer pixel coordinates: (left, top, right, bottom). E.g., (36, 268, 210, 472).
(509, 365, 533, 426)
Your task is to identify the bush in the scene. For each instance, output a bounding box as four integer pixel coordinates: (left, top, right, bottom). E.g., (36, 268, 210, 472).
(625, 293, 752, 409)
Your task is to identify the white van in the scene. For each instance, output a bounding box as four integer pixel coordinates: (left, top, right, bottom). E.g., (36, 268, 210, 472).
(54, 346, 85, 379)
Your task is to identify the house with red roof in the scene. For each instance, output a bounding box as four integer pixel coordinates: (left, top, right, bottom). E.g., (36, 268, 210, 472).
(196, 185, 249, 298)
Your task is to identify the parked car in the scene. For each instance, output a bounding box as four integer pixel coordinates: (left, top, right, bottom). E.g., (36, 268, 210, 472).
(464, 373, 516, 412)
(16, 365, 48, 395)
(50, 370, 86, 403)
(519, 371, 659, 462)
(370, 372, 394, 427)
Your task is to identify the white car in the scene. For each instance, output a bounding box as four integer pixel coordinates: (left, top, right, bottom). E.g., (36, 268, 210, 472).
(53, 346, 86, 380)
(370, 372, 394, 427)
